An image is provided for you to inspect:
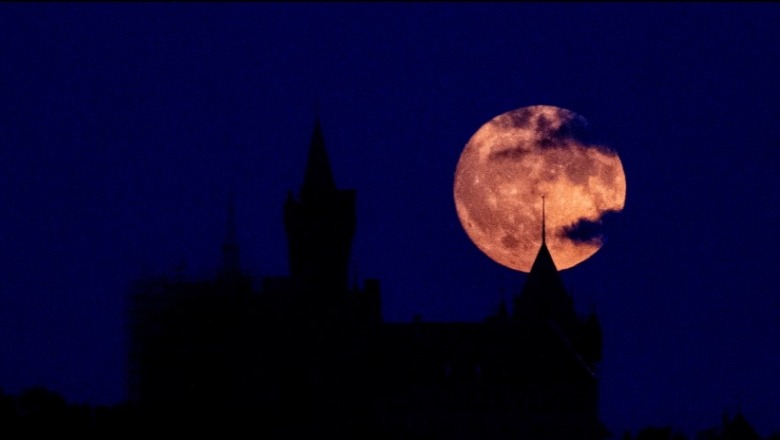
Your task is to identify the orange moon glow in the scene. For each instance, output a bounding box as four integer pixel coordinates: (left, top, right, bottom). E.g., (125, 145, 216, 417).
(454, 105, 626, 272)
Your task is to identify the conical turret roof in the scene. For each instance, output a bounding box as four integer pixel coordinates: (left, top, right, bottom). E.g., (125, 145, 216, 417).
(515, 198, 570, 322)
(301, 118, 336, 199)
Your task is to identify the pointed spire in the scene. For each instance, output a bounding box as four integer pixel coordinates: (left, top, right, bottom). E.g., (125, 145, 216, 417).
(528, 238, 559, 281)
(300, 117, 337, 199)
(514, 196, 569, 322)
(541, 196, 546, 244)
(530, 195, 556, 278)
(221, 192, 241, 275)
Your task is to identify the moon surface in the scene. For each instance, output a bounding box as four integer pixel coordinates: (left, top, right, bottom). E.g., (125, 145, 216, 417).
(454, 105, 626, 272)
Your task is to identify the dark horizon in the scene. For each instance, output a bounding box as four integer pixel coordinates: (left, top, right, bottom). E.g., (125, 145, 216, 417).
(1, 3, 780, 437)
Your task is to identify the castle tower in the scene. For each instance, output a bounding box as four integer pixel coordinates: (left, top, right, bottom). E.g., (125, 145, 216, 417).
(284, 118, 356, 297)
(508, 198, 604, 439)
(513, 198, 584, 342)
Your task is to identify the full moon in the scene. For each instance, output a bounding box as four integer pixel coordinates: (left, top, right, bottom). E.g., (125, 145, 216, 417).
(454, 105, 626, 272)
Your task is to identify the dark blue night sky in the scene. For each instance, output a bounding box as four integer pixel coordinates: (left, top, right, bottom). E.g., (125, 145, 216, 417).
(1, 3, 780, 437)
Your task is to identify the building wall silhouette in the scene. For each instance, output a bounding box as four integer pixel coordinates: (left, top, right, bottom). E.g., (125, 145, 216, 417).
(127, 119, 604, 439)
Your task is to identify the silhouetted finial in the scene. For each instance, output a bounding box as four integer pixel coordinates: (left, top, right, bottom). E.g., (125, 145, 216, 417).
(542, 196, 546, 244)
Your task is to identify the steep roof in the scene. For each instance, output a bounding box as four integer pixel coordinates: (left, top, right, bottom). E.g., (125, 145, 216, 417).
(516, 200, 569, 320)
(300, 118, 336, 199)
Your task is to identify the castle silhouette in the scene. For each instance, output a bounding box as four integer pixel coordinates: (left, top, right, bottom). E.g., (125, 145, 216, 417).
(127, 119, 605, 439)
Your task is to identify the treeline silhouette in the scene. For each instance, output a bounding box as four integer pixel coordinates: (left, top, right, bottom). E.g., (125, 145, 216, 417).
(1, 386, 778, 439)
(0, 387, 133, 435)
